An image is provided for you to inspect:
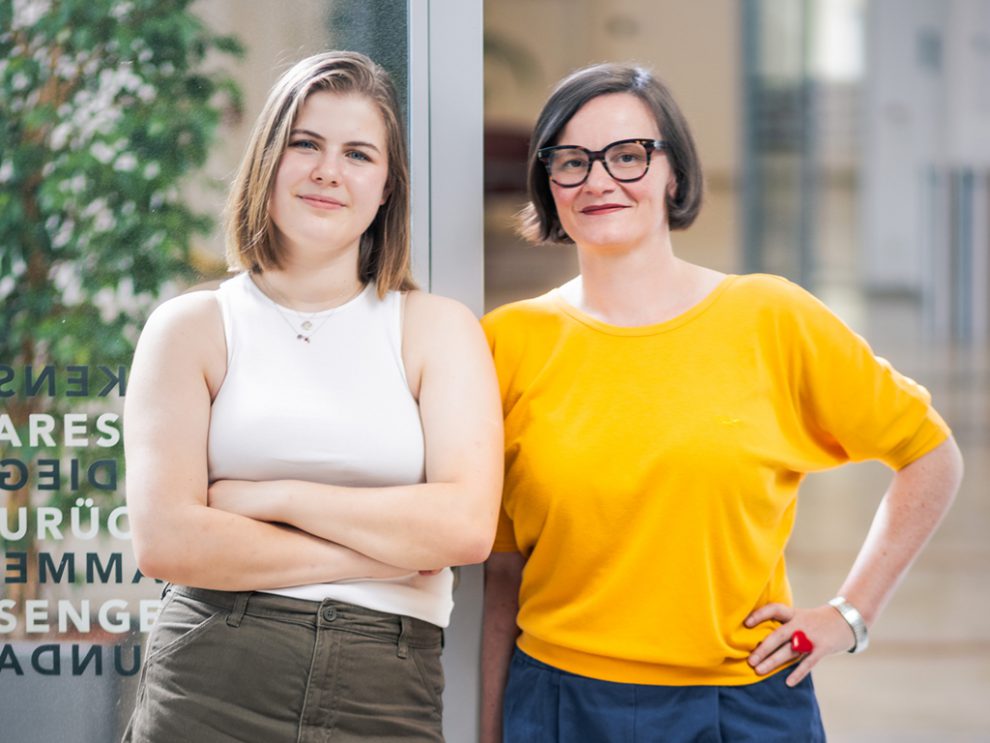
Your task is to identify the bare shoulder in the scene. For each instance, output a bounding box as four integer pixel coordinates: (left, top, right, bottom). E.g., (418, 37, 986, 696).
(145, 288, 221, 331)
(404, 289, 477, 323)
(401, 291, 489, 397)
(403, 290, 482, 347)
(134, 289, 227, 392)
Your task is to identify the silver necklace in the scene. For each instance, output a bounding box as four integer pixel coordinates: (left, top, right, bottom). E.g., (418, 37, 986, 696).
(257, 275, 362, 343)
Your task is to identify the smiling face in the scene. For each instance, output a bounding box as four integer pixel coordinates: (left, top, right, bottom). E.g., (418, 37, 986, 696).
(549, 92, 674, 254)
(269, 90, 389, 263)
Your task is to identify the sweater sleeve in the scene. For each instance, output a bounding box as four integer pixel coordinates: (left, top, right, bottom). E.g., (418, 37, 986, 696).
(481, 307, 522, 553)
(781, 279, 950, 470)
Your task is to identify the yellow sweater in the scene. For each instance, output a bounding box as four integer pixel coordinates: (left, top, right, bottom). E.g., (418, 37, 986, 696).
(482, 274, 949, 686)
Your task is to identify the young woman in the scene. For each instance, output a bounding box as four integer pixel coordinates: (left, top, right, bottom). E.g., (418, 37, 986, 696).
(123, 51, 502, 742)
(480, 62, 962, 742)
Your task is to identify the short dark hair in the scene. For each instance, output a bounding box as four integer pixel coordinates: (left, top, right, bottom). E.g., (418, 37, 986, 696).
(520, 62, 704, 243)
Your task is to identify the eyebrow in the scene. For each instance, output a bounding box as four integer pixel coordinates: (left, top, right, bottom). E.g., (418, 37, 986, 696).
(289, 128, 382, 153)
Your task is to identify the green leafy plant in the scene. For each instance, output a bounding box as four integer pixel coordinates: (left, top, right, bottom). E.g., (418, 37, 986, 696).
(0, 0, 242, 616)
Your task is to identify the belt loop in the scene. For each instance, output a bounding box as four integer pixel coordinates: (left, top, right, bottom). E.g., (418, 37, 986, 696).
(160, 582, 172, 601)
(397, 615, 411, 659)
(226, 591, 250, 628)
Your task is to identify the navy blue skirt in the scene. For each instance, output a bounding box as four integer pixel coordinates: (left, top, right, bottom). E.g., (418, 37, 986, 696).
(503, 647, 826, 742)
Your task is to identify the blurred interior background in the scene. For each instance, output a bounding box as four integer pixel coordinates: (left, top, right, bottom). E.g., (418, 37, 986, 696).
(483, 2, 989, 741)
(2, 1, 987, 741)
(198, 1, 990, 738)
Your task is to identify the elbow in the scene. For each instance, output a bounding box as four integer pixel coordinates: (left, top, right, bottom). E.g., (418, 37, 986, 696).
(447, 514, 498, 566)
(131, 537, 171, 581)
(928, 435, 964, 506)
(456, 534, 497, 566)
(130, 523, 189, 583)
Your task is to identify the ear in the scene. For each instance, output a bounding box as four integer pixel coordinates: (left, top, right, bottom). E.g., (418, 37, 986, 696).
(380, 181, 391, 206)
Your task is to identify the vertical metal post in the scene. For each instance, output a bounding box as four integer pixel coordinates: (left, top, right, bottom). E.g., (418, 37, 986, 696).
(408, 0, 431, 288)
(408, 2, 486, 740)
(740, 0, 763, 274)
(797, 0, 817, 288)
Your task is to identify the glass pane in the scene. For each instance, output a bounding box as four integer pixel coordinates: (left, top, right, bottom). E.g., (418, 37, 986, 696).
(0, 2, 409, 739)
(326, 0, 409, 121)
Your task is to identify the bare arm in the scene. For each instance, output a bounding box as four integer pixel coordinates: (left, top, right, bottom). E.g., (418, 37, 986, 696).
(746, 436, 963, 684)
(125, 292, 411, 590)
(480, 551, 524, 743)
(208, 293, 504, 571)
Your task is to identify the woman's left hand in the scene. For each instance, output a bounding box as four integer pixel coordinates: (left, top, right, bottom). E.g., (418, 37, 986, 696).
(744, 603, 857, 687)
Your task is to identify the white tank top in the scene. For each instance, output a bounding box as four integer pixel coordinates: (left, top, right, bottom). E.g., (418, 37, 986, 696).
(207, 272, 453, 627)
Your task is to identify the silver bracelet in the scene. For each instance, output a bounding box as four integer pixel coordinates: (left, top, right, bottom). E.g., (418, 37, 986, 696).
(828, 596, 869, 654)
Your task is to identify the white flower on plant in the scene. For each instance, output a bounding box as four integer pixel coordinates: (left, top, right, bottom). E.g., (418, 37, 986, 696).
(11, 72, 30, 91)
(33, 45, 51, 64)
(111, 1, 133, 20)
(81, 195, 117, 233)
(50, 121, 73, 150)
(99, 66, 144, 94)
(51, 219, 76, 250)
(58, 174, 88, 195)
(89, 279, 149, 324)
(81, 197, 109, 219)
(55, 54, 82, 81)
(66, 76, 128, 146)
(23, 89, 41, 111)
(90, 140, 116, 164)
(92, 287, 118, 323)
(92, 210, 115, 233)
(51, 262, 84, 306)
(0, 276, 15, 302)
(0, 160, 13, 184)
(12, 0, 51, 30)
(116, 276, 139, 312)
(144, 162, 160, 180)
(122, 323, 141, 346)
(114, 152, 138, 172)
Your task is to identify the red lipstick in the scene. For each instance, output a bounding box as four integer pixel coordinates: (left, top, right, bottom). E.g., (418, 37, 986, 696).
(580, 203, 628, 215)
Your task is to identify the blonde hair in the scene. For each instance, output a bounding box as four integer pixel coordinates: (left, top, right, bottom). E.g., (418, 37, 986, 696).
(225, 51, 415, 297)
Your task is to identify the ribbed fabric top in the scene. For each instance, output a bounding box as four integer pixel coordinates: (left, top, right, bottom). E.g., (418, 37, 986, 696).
(207, 272, 452, 627)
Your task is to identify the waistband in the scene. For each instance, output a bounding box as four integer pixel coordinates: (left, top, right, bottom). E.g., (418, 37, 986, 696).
(170, 585, 443, 650)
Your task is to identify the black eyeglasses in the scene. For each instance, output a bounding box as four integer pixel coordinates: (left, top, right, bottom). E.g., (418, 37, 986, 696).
(537, 138, 667, 187)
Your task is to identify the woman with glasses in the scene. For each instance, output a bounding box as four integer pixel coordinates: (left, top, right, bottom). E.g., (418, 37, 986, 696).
(480, 62, 962, 742)
(123, 51, 502, 742)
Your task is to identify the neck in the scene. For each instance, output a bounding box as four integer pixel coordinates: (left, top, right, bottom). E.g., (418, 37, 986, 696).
(257, 257, 364, 313)
(568, 237, 723, 326)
